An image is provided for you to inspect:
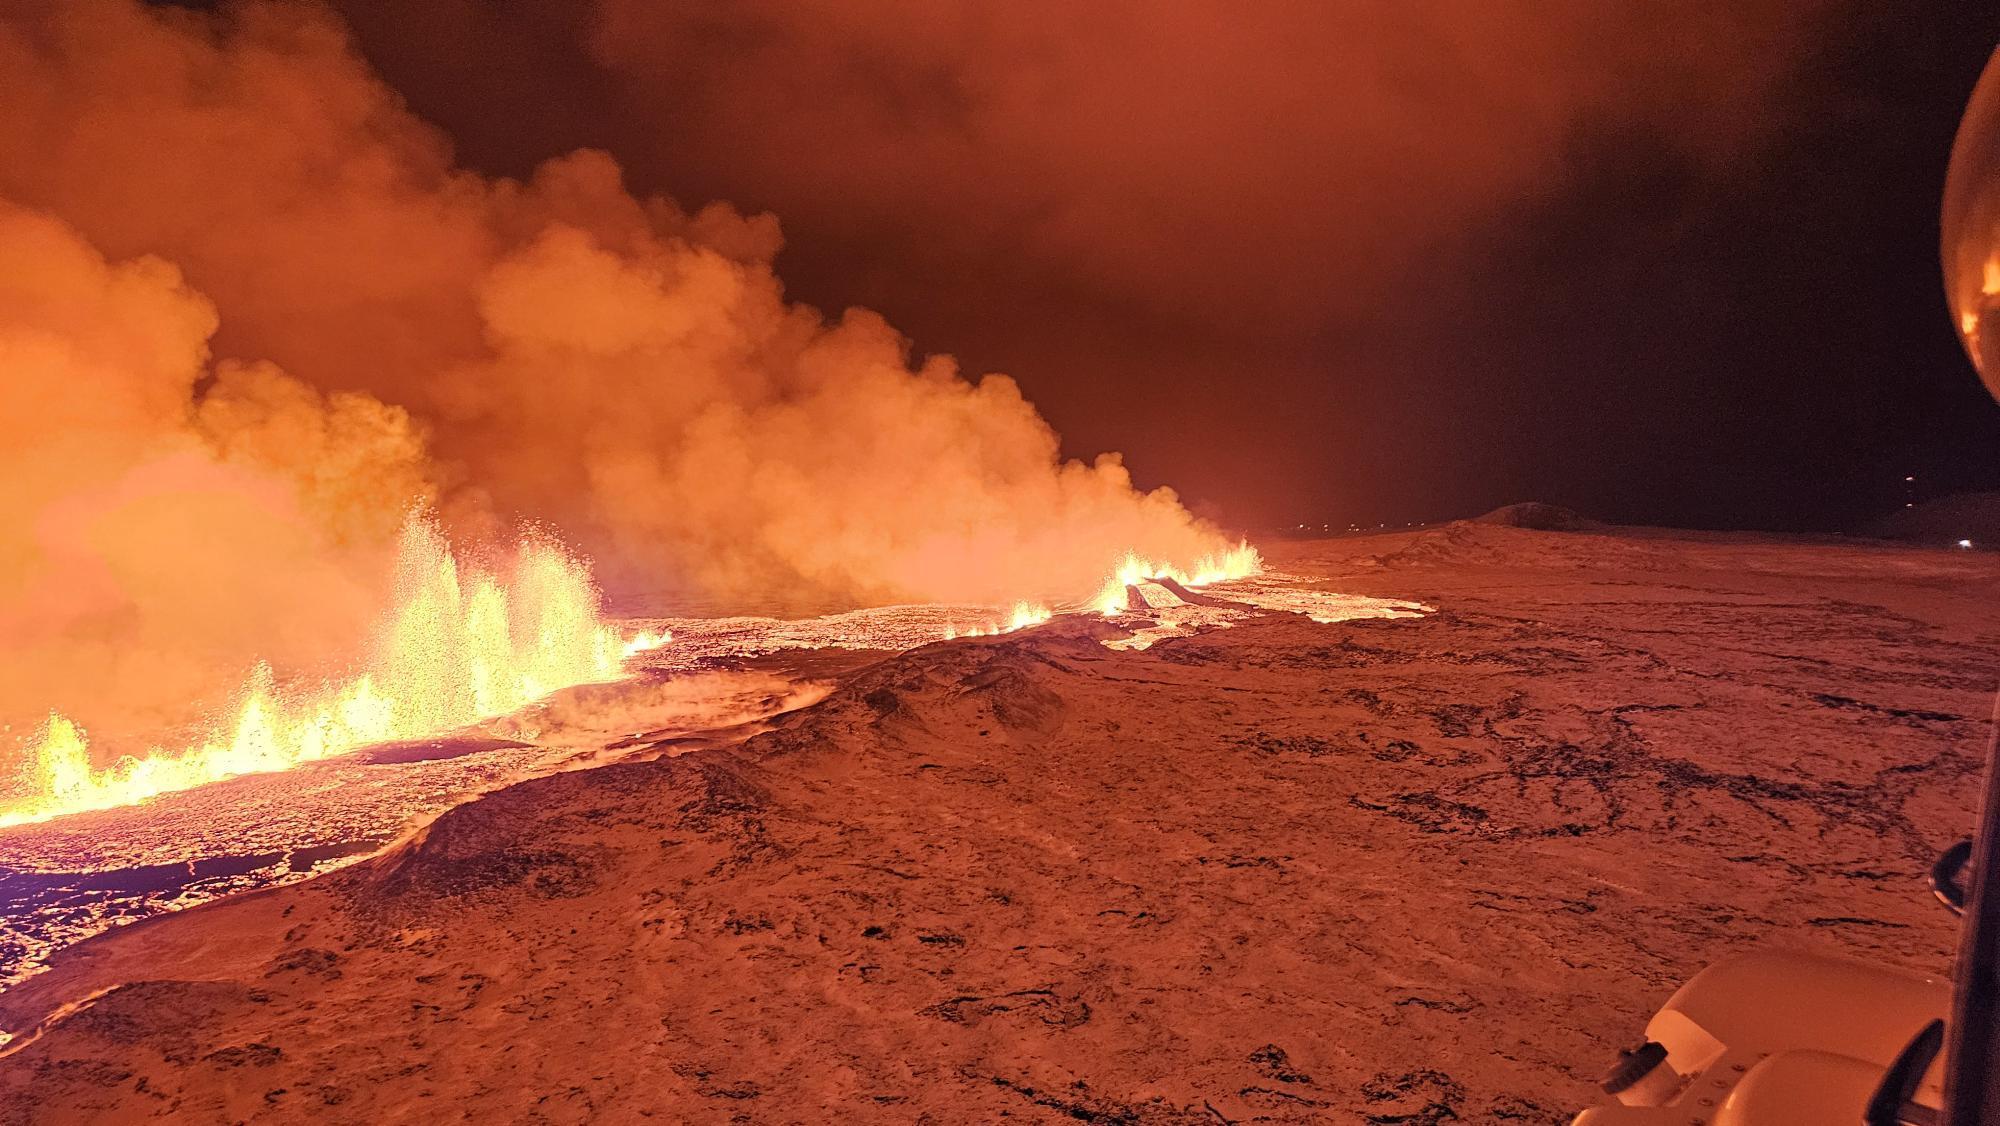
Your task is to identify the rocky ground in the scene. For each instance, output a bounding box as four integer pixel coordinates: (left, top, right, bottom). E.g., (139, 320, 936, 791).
(2, 523, 1997, 1124)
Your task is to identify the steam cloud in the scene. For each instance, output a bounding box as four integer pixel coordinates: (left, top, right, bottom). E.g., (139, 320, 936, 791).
(0, 200, 429, 749)
(319, 0, 1843, 532)
(0, 2, 1234, 754)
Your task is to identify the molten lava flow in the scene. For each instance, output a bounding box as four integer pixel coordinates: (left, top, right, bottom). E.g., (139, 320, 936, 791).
(621, 629, 673, 658)
(1, 517, 657, 828)
(1092, 541, 1264, 615)
(942, 602, 1054, 640)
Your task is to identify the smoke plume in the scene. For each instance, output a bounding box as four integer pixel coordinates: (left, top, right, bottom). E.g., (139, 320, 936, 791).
(323, 0, 1883, 531)
(0, 1, 1234, 752)
(0, 200, 430, 748)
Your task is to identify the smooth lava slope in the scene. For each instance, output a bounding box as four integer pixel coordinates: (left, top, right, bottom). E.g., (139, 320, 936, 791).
(1, 521, 1996, 1123)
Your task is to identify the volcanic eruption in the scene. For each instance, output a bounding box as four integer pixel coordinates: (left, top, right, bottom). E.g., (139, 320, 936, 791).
(4, 3, 1997, 1123)
(3, 515, 669, 827)
(0, 0, 1255, 820)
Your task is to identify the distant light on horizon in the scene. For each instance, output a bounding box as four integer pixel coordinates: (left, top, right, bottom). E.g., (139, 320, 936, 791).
(1960, 538, 1974, 549)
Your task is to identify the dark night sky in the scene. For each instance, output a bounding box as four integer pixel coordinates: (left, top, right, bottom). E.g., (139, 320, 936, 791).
(318, 0, 1999, 534)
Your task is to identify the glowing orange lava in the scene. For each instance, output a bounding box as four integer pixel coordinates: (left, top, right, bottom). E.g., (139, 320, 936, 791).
(942, 601, 1054, 640)
(0, 531, 1264, 827)
(1, 516, 660, 828)
(1091, 541, 1264, 615)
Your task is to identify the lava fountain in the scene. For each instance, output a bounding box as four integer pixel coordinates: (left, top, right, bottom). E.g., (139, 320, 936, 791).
(0, 521, 1262, 829)
(942, 602, 1055, 640)
(1, 515, 665, 828)
(1092, 542, 1265, 615)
